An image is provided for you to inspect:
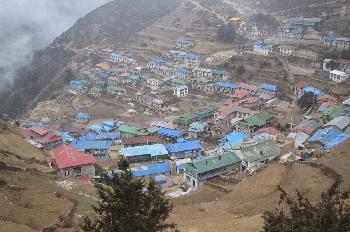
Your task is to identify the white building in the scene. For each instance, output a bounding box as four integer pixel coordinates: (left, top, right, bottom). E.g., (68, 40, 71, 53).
(254, 40, 272, 55)
(329, 70, 349, 83)
(278, 45, 296, 56)
(173, 85, 189, 98)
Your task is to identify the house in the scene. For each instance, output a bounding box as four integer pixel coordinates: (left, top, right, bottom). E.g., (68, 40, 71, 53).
(307, 127, 349, 152)
(236, 112, 273, 133)
(204, 117, 232, 139)
(167, 140, 203, 159)
(132, 162, 171, 178)
(325, 116, 350, 132)
(231, 90, 251, 102)
(252, 127, 280, 138)
(336, 59, 350, 74)
(238, 83, 259, 94)
(188, 122, 207, 139)
(323, 35, 350, 49)
(175, 68, 191, 79)
(214, 105, 257, 119)
(176, 107, 217, 127)
(323, 59, 335, 71)
(71, 140, 112, 160)
(183, 152, 242, 187)
(107, 85, 126, 96)
(220, 131, 248, 148)
(343, 97, 350, 116)
(277, 24, 303, 38)
(184, 53, 202, 67)
(241, 97, 260, 109)
(53, 144, 96, 178)
(158, 127, 182, 140)
(108, 76, 121, 86)
(173, 85, 189, 98)
(146, 77, 162, 88)
(278, 45, 296, 56)
(75, 113, 90, 124)
(120, 144, 169, 163)
(123, 135, 162, 147)
(254, 40, 272, 55)
(329, 70, 349, 83)
(90, 87, 102, 98)
(64, 80, 87, 95)
(117, 125, 150, 139)
(102, 120, 120, 132)
(232, 139, 281, 171)
(259, 84, 278, 99)
(294, 82, 307, 96)
(177, 39, 193, 48)
(214, 82, 238, 94)
(21, 127, 63, 150)
(321, 106, 344, 121)
(302, 86, 324, 97)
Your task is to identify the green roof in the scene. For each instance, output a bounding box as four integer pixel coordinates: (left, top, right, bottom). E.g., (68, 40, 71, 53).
(184, 152, 241, 175)
(321, 106, 344, 120)
(91, 87, 102, 92)
(232, 139, 280, 163)
(242, 112, 271, 127)
(279, 44, 296, 50)
(176, 107, 217, 126)
(117, 125, 150, 136)
(108, 85, 125, 92)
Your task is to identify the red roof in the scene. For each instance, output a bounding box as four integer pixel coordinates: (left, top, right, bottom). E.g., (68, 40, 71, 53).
(53, 144, 96, 169)
(123, 135, 162, 146)
(244, 97, 259, 104)
(295, 82, 307, 89)
(317, 95, 337, 103)
(232, 90, 250, 99)
(292, 124, 315, 135)
(21, 128, 63, 145)
(31, 127, 50, 136)
(253, 127, 280, 136)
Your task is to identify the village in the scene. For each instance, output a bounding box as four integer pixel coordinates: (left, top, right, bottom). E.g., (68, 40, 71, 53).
(7, 15, 350, 197)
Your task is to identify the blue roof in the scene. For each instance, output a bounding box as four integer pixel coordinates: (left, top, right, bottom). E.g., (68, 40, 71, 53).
(79, 133, 98, 141)
(129, 75, 140, 81)
(167, 140, 203, 153)
(154, 57, 166, 65)
(308, 127, 349, 151)
(185, 53, 201, 60)
(255, 40, 271, 49)
(90, 125, 103, 133)
(177, 39, 192, 44)
(214, 82, 237, 90)
(132, 162, 170, 177)
(75, 112, 90, 120)
(260, 84, 277, 92)
(188, 122, 207, 133)
(96, 133, 120, 140)
(220, 131, 248, 147)
(72, 140, 112, 150)
(303, 86, 324, 96)
(60, 132, 75, 143)
(97, 71, 109, 79)
(158, 127, 183, 138)
(176, 68, 189, 73)
(323, 35, 335, 42)
(103, 120, 120, 128)
(154, 174, 167, 183)
(121, 144, 169, 157)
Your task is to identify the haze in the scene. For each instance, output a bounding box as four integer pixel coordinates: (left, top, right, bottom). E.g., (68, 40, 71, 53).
(0, 0, 110, 90)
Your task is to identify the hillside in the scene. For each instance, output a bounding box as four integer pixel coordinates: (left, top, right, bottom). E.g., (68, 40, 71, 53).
(0, 0, 182, 117)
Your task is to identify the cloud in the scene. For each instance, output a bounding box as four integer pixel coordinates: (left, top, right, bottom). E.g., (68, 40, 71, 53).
(0, 0, 110, 90)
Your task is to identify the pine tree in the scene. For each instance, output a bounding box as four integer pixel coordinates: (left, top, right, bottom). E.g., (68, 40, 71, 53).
(262, 184, 350, 232)
(81, 157, 176, 232)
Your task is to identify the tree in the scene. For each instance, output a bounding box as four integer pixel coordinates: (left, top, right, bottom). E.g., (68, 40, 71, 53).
(297, 92, 317, 110)
(341, 49, 350, 60)
(64, 68, 75, 82)
(325, 59, 336, 70)
(81, 157, 176, 232)
(262, 184, 350, 232)
(217, 24, 236, 43)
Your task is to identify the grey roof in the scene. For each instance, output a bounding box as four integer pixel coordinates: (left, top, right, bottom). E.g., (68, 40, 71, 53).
(343, 97, 350, 106)
(325, 116, 350, 130)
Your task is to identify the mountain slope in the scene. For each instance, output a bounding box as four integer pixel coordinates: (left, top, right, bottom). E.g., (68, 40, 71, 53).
(0, 0, 182, 116)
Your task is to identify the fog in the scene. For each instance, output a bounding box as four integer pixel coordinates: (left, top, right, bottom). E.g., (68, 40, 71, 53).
(0, 0, 110, 90)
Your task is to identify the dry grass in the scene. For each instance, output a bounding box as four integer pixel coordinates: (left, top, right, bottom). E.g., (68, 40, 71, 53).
(170, 162, 333, 232)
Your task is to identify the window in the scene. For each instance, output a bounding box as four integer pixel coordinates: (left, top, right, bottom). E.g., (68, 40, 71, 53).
(74, 167, 81, 173)
(64, 169, 70, 176)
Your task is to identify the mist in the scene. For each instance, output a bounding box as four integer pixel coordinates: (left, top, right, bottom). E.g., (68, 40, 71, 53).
(0, 0, 110, 90)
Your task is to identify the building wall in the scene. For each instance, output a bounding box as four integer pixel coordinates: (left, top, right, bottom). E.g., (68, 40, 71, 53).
(59, 164, 95, 178)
